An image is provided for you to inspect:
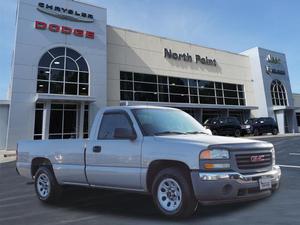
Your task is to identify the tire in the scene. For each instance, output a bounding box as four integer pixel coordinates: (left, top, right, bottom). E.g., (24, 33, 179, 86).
(272, 128, 278, 135)
(212, 130, 217, 135)
(152, 167, 198, 218)
(253, 129, 260, 136)
(34, 166, 62, 203)
(234, 129, 241, 137)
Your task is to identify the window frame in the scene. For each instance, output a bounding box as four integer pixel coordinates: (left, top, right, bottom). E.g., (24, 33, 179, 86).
(97, 110, 137, 140)
(36, 47, 89, 96)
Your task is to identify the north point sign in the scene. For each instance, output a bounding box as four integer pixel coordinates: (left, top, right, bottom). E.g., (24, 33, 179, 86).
(164, 48, 217, 66)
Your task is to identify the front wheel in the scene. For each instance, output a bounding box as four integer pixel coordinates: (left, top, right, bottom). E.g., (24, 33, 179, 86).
(253, 129, 260, 136)
(34, 166, 62, 203)
(152, 167, 198, 218)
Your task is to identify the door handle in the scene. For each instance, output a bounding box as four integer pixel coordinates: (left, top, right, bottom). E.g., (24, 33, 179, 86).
(93, 146, 102, 153)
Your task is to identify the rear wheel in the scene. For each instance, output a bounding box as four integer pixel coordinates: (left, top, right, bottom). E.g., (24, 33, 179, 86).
(152, 167, 198, 218)
(34, 166, 62, 203)
(234, 129, 241, 137)
(272, 128, 278, 135)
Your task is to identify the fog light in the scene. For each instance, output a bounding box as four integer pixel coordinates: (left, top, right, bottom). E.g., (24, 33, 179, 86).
(204, 163, 231, 169)
(222, 184, 233, 195)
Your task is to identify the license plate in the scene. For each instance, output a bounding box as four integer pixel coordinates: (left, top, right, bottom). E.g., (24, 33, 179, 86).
(259, 176, 272, 190)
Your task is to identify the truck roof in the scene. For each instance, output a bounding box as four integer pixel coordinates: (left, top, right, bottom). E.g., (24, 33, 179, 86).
(102, 105, 178, 110)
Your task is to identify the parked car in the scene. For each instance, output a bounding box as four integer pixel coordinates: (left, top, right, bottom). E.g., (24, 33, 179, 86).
(203, 117, 242, 137)
(16, 106, 281, 218)
(243, 117, 279, 136)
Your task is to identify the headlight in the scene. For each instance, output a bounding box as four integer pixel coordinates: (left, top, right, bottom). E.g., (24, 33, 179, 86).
(271, 147, 275, 165)
(200, 149, 229, 159)
(245, 125, 251, 129)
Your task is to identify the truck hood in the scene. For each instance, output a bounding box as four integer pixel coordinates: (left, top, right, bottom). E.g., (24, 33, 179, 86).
(153, 134, 273, 149)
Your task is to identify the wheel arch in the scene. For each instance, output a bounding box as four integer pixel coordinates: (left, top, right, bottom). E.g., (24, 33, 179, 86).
(31, 157, 54, 178)
(146, 159, 191, 193)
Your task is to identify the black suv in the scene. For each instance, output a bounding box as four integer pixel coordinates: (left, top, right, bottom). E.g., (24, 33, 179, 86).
(203, 117, 242, 137)
(243, 117, 279, 136)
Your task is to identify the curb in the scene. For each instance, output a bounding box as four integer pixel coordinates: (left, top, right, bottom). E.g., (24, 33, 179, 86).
(244, 133, 300, 140)
(0, 150, 16, 164)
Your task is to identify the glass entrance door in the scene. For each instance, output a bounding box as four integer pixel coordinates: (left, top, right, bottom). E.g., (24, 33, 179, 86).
(34, 102, 89, 140)
(49, 103, 78, 139)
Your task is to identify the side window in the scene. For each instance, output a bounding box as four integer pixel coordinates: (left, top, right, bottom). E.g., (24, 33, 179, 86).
(227, 118, 233, 124)
(98, 113, 133, 139)
(234, 118, 240, 125)
(267, 118, 275, 124)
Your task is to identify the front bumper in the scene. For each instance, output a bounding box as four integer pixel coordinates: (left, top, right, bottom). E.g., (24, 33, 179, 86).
(191, 165, 281, 204)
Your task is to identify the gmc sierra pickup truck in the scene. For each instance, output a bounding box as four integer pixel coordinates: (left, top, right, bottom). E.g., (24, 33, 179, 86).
(16, 106, 281, 218)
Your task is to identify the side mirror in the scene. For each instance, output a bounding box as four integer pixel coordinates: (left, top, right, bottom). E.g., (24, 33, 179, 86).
(114, 128, 137, 140)
(204, 128, 212, 135)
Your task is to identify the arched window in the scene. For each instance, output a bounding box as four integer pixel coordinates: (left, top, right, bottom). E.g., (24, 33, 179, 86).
(36, 47, 89, 96)
(271, 80, 287, 106)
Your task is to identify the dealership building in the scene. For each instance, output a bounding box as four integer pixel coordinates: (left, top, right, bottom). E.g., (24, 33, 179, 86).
(1, 0, 300, 151)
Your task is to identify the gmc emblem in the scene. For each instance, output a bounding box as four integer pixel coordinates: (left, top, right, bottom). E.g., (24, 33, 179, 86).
(250, 155, 265, 162)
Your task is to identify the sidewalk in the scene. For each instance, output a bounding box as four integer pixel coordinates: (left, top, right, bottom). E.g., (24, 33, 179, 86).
(0, 150, 16, 164)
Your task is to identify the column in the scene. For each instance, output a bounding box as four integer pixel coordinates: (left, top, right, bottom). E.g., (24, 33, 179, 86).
(79, 102, 85, 139)
(275, 110, 285, 134)
(42, 102, 51, 140)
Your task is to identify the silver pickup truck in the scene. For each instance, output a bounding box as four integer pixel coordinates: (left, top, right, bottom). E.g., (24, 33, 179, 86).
(16, 106, 281, 218)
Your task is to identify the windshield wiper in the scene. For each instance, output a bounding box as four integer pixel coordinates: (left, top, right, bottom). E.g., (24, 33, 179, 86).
(154, 131, 186, 136)
(184, 131, 208, 135)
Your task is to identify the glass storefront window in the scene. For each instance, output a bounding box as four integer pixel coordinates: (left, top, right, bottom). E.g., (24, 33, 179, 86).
(120, 71, 246, 106)
(271, 80, 287, 106)
(34, 103, 44, 140)
(37, 47, 89, 96)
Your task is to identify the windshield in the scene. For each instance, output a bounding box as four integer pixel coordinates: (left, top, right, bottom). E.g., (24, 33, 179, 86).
(132, 108, 206, 136)
(244, 118, 256, 125)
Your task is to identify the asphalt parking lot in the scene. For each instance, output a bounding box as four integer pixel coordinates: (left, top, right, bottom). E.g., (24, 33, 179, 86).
(1, 135, 300, 225)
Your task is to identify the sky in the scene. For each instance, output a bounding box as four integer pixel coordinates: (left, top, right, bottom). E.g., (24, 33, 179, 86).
(1, 0, 300, 99)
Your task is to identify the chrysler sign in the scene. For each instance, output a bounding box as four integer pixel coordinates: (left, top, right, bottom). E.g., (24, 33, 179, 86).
(37, 2, 94, 23)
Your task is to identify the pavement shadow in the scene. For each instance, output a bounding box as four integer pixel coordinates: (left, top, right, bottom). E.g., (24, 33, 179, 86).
(50, 186, 261, 222)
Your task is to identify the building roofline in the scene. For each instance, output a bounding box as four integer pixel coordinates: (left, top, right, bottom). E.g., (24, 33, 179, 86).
(107, 25, 249, 58)
(0, 100, 10, 105)
(242, 46, 286, 56)
(72, 0, 107, 10)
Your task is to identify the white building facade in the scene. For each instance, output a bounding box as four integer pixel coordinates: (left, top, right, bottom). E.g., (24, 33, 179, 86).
(0, 0, 299, 151)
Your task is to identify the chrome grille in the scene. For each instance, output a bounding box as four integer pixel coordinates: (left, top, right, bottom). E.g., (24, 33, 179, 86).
(235, 152, 272, 170)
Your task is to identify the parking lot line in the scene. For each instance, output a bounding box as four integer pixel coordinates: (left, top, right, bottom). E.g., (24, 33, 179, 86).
(279, 164, 300, 169)
(289, 153, 300, 156)
(0, 193, 35, 202)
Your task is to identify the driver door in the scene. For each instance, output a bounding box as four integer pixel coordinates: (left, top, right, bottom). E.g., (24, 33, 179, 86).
(85, 110, 142, 189)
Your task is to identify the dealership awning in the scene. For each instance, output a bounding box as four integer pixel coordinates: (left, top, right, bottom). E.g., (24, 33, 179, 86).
(272, 106, 300, 111)
(0, 100, 10, 105)
(35, 94, 96, 103)
(120, 101, 259, 110)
